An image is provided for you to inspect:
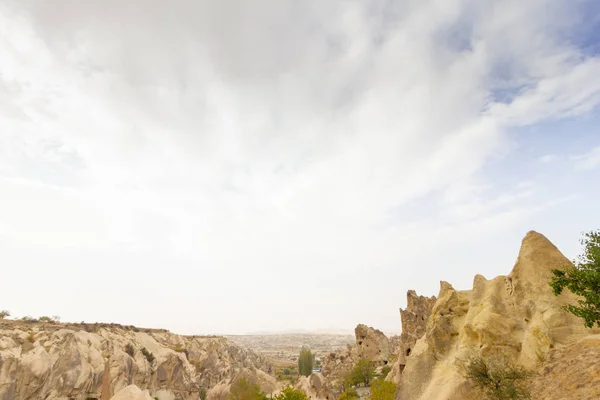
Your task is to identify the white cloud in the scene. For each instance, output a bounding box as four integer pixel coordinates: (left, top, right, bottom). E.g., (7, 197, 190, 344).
(0, 0, 599, 333)
(573, 146, 600, 170)
(539, 154, 559, 163)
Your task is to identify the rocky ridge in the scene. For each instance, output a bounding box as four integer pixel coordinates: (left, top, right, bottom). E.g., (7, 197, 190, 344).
(0, 322, 274, 400)
(393, 231, 600, 400)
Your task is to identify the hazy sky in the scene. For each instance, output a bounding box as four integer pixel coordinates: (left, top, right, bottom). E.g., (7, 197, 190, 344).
(1, 0, 600, 335)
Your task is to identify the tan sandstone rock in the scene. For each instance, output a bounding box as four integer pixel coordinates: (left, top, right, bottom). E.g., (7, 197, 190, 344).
(0, 323, 272, 400)
(395, 231, 600, 400)
(294, 373, 335, 400)
(206, 367, 279, 400)
(110, 385, 154, 400)
(387, 290, 436, 384)
(322, 324, 391, 392)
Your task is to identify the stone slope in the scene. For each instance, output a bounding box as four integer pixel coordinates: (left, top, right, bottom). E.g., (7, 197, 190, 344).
(395, 231, 600, 400)
(0, 322, 272, 400)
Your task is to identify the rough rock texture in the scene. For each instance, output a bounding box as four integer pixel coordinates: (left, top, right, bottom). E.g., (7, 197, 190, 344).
(387, 291, 436, 384)
(206, 368, 279, 400)
(395, 231, 600, 400)
(109, 385, 153, 400)
(294, 373, 335, 400)
(354, 324, 390, 366)
(322, 325, 391, 391)
(530, 334, 600, 399)
(0, 323, 272, 400)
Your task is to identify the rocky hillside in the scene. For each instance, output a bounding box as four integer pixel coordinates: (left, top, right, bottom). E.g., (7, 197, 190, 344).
(322, 324, 391, 391)
(0, 321, 274, 400)
(392, 231, 600, 400)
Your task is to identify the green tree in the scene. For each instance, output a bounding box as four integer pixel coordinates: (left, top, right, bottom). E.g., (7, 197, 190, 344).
(0, 310, 9, 319)
(273, 386, 308, 400)
(462, 356, 531, 400)
(350, 359, 375, 387)
(550, 230, 600, 328)
(379, 365, 391, 379)
(369, 380, 396, 400)
(229, 378, 265, 400)
(298, 347, 313, 377)
(338, 388, 359, 400)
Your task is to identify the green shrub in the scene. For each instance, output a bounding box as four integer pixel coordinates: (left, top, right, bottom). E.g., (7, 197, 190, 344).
(125, 343, 135, 357)
(379, 365, 391, 379)
(273, 386, 309, 400)
(369, 380, 396, 400)
(141, 347, 155, 363)
(350, 359, 375, 386)
(462, 356, 531, 400)
(228, 378, 265, 400)
(0, 310, 10, 319)
(338, 388, 359, 400)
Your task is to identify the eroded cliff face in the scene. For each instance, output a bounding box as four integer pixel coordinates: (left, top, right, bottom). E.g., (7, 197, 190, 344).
(387, 291, 436, 384)
(395, 231, 600, 400)
(0, 323, 272, 400)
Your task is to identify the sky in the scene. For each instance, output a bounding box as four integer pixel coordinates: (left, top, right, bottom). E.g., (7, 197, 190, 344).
(1, 0, 600, 335)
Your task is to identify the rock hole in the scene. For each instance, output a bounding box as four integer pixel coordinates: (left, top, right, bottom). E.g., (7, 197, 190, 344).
(358, 341, 363, 345)
(405, 348, 411, 357)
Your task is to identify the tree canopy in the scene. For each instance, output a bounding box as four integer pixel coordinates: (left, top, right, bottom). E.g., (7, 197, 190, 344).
(550, 230, 600, 328)
(350, 359, 375, 387)
(369, 380, 397, 400)
(298, 347, 314, 377)
(273, 386, 309, 400)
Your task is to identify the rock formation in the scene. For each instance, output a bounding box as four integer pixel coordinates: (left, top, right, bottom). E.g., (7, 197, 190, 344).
(322, 324, 391, 391)
(354, 324, 390, 366)
(110, 385, 154, 400)
(0, 323, 272, 400)
(387, 291, 436, 384)
(394, 231, 600, 400)
(206, 367, 279, 400)
(294, 372, 335, 400)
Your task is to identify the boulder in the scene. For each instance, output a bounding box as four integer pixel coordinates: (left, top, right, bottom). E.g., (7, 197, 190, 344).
(110, 385, 153, 400)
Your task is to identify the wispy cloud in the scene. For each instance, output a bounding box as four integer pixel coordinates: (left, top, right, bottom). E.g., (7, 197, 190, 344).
(1, 0, 599, 333)
(573, 146, 600, 170)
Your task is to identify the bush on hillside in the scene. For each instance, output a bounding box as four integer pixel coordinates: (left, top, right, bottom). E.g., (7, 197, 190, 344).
(125, 343, 135, 357)
(273, 386, 309, 400)
(338, 388, 359, 400)
(141, 347, 155, 364)
(350, 359, 375, 387)
(228, 378, 266, 400)
(550, 230, 600, 328)
(462, 356, 531, 400)
(379, 365, 391, 379)
(369, 380, 396, 400)
(0, 310, 10, 319)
